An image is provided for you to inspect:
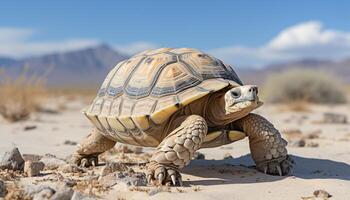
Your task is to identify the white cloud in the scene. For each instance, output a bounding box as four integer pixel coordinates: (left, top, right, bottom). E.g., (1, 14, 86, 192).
(209, 21, 350, 67)
(114, 42, 159, 55)
(0, 28, 99, 58)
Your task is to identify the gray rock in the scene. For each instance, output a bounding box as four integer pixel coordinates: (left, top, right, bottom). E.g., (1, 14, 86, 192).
(0, 147, 25, 171)
(117, 172, 147, 187)
(40, 155, 66, 170)
(193, 152, 205, 160)
(22, 154, 42, 162)
(71, 191, 97, 200)
(100, 162, 128, 176)
(313, 189, 332, 198)
(0, 179, 7, 197)
(24, 161, 45, 177)
(148, 187, 169, 196)
(290, 139, 306, 147)
(323, 112, 347, 124)
(50, 184, 74, 200)
(24, 185, 54, 198)
(59, 164, 85, 173)
(32, 187, 55, 200)
(99, 171, 147, 187)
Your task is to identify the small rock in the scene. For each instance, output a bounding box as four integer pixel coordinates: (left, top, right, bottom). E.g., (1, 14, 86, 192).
(24, 125, 37, 131)
(306, 130, 321, 139)
(59, 164, 85, 173)
(118, 172, 147, 187)
(0, 147, 25, 171)
(223, 153, 233, 160)
(307, 142, 319, 148)
(22, 154, 42, 162)
(40, 154, 67, 170)
(193, 152, 205, 160)
(71, 191, 97, 200)
(63, 179, 77, 187)
(50, 184, 74, 200)
(313, 189, 332, 199)
(0, 179, 7, 197)
(100, 162, 128, 176)
(323, 112, 347, 124)
(148, 186, 170, 196)
(99, 171, 147, 187)
(63, 140, 77, 146)
(99, 173, 118, 187)
(290, 139, 306, 147)
(24, 161, 45, 177)
(32, 187, 55, 200)
(24, 185, 54, 198)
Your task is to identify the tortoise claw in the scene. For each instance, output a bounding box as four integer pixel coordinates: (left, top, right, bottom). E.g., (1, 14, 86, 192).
(170, 175, 176, 185)
(146, 162, 182, 186)
(276, 165, 282, 176)
(158, 173, 165, 184)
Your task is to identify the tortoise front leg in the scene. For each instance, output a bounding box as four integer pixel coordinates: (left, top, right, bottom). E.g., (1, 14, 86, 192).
(233, 113, 294, 175)
(73, 128, 116, 167)
(146, 115, 207, 186)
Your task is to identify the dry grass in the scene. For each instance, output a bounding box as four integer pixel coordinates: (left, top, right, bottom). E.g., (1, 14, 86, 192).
(283, 101, 311, 112)
(0, 69, 47, 122)
(263, 69, 347, 104)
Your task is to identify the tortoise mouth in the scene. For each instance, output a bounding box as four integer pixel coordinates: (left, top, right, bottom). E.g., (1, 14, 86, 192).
(226, 98, 263, 114)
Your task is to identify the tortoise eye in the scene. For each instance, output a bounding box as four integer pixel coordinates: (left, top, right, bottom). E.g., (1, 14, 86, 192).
(231, 90, 241, 98)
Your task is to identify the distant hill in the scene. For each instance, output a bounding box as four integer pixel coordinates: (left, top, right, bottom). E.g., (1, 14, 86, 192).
(0, 44, 128, 87)
(238, 58, 350, 85)
(0, 45, 349, 87)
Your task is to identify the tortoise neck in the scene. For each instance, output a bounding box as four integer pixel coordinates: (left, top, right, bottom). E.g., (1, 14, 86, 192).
(206, 92, 250, 127)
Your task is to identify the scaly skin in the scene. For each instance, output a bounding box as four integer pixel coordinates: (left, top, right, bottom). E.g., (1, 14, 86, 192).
(232, 113, 294, 175)
(73, 129, 116, 167)
(146, 115, 207, 185)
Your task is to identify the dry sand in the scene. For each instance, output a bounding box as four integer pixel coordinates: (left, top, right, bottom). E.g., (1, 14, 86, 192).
(1, 99, 349, 200)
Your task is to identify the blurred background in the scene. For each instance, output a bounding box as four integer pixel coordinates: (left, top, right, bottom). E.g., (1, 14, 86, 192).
(0, 0, 349, 120)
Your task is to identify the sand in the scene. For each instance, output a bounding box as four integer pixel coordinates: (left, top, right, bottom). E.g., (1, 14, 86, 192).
(0, 99, 349, 200)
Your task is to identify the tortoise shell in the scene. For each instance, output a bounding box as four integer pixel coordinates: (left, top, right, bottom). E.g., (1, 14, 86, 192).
(84, 48, 242, 136)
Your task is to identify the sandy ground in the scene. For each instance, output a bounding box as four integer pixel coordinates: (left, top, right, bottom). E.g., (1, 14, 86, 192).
(1, 98, 350, 200)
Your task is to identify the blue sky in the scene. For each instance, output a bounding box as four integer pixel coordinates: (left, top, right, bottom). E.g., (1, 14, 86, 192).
(1, 0, 350, 67)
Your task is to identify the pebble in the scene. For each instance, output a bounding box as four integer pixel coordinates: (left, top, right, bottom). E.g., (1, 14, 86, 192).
(40, 155, 67, 170)
(24, 161, 45, 177)
(22, 154, 42, 162)
(290, 139, 306, 147)
(323, 112, 347, 124)
(63, 140, 77, 145)
(99, 172, 147, 187)
(32, 187, 55, 200)
(59, 164, 85, 173)
(50, 184, 74, 200)
(313, 189, 332, 199)
(71, 191, 97, 200)
(100, 162, 128, 176)
(0, 147, 25, 171)
(193, 152, 205, 160)
(0, 179, 7, 197)
(223, 153, 233, 160)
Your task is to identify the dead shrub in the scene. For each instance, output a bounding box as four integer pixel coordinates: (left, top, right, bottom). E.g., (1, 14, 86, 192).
(0, 69, 47, 122)
(262, 69, 347, 104)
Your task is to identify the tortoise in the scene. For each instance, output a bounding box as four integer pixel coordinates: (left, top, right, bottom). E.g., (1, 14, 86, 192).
(73, 48, 294, 185)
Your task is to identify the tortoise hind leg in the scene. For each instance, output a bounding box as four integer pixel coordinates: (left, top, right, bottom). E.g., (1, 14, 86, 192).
(146, 115, 207, 186)
(73, 128, 116, 167)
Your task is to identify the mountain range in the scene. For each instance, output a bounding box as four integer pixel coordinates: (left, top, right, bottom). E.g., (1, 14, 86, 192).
(0, 45, 349, 88)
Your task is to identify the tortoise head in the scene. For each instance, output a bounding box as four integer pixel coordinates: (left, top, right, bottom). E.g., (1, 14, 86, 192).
(224, 85, 263, 114)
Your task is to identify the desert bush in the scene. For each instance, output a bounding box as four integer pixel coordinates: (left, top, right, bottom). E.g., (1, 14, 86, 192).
(262, 69, 347, 104)
(0, 69, 47, 122)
